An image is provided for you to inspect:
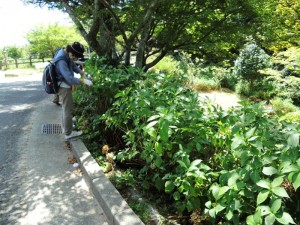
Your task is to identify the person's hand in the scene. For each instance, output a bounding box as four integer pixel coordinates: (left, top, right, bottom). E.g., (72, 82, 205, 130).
(84, 73, 92, 79)
(81, 78, 93, 86)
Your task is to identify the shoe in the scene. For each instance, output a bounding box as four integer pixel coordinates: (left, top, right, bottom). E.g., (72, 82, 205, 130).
(53, 101, 61, 106)
(65, 130, 83, 139)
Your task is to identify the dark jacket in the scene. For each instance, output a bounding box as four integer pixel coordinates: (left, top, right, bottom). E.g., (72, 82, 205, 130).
(53, 48, 81, 86)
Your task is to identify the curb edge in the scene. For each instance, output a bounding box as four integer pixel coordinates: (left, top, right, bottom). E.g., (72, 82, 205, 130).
(70, 139, 145, 225)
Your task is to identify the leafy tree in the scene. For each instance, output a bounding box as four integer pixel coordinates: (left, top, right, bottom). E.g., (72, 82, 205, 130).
(26, 23, 85, 58)
(6, 46, 23, 60)
(6, 46, 23, 68)
(23, 0, 274, 70)
(234, 40, 271, 84)
(259, 0, 300, 53)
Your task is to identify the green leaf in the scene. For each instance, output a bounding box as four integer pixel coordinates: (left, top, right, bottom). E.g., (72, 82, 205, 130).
(250, 170, 260, 183)
(271, 176, 283, 187)
(209, 208, 216, 218)
(219, 185, 230, 195)
(240, 150, 250, 166)
(291, 172, 300, 191)
(215, 204, 226, 214)
(257, 190, 269, 205)
(226, 210, 233, 220)
(145, 127, 156, 138)
(287, 133, 299, 148)
(265, 213, 276, 225)
(214, 186, 230, 200)
(271, 187, 289, 198)
(205, 201, 212, 209)
(228, 172, 240, 187)
(257, 179, 271, 189)
(210, 185, 220, 200)
(276, 212, 296, 224)
(281, 162, 299, 174)
(190, 159, 202, 168)
(165, 181, 175, 193)
(246, 127, 256, 138)
(246, 215, 255, 225)
(231, 135, 245, 150)
(271, 198, 281, 214)
(199, 163, 211, 171)
(263, 166, 278, 176)
(147, 115, 160, 122)
(259, 205, 271, 216)
(209, 204, 226, 218)
(247, 212, 263, 225)
(297, 158, 300, 167)
(177, 160, 188, 169)
(173, 191, 180, 201)
(146, 120, 158, 128)
(154, 156, 162, 168)
(159, 120, 169, 142)
(251, 141, 263, 151)
(189, 197, 200, 210)
(262, 156, 277, 165)
(253, 210, 263, 224)
(154, 142, 163, 154)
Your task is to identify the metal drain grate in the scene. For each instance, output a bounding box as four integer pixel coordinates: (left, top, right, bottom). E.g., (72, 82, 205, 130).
(41, 124, 62, 134)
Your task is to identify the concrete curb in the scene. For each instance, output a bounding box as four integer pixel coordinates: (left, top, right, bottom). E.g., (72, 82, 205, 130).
(71, 139, 145, 225)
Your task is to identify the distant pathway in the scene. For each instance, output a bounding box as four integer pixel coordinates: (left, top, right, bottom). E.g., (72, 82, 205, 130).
(198, 90, 241, 110)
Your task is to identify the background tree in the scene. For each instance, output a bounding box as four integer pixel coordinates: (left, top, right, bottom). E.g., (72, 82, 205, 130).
(234, 40, 271, 83)
(23, 0, 279, 70)
(6, 46, 23, 68)
(258, 0, 300, 53)
(26, 23, 86, 58)
(6, 46, 23, 59)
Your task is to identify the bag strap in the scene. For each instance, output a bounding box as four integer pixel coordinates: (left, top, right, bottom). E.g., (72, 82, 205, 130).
(51, 48, 65, 88)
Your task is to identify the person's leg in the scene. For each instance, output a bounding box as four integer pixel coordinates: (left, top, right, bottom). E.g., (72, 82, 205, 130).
(58, 87, 82, 139)
(58, 88, 73, 135)
(53, 94, 60, 105)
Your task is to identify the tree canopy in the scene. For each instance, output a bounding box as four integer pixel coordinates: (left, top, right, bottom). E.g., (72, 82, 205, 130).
(26, 23, 85, 58)
(23, 0, 299, 69)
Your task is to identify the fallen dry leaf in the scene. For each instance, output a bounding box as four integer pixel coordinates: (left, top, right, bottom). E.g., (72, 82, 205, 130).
(64, 141, 72, 151)
(68, 156, 77, 164)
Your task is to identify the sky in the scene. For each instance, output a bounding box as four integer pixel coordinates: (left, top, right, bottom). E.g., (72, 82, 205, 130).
(0, 0, 72, 48)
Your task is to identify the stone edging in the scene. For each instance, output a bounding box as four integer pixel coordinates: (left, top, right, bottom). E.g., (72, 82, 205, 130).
(70, 139, 145, 225)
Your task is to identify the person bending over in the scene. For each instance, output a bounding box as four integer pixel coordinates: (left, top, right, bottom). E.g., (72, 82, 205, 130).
(53, 42, 92, 139)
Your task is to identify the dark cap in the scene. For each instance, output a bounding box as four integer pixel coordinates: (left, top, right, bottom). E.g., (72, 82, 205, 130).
(67, 42, 84, 58)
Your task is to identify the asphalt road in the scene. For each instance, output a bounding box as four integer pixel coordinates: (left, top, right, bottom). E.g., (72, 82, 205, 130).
(0, 73, 110, 225)
(0, 75, 46, 224)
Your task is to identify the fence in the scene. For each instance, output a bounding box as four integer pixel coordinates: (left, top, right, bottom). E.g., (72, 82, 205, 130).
(0, 57, 52, 70)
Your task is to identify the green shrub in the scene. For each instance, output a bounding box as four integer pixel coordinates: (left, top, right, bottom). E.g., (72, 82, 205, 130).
(151, 55, 180, 73)
(233, 40, 272, 84)
(235, 75, 277, 100)
(235, 79, 251, 96)
(76, 58, 300, 224)
(99, 68, 300, 224)
(276, 76, 300, 106)
(272, 47, 300, 78)
(108, 169, 136, 190)
(189, 76, 220, 91)
(279, 111, 300, 124)
(73, 55, 145, 150)
(270, 97, 298, 114)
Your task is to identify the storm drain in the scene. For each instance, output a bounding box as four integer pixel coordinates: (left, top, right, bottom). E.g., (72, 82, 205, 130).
(41, 124, 62, 134)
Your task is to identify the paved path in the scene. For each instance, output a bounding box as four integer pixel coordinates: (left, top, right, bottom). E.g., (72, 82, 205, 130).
(0, 72, 109, 225)
(1, 71, 144, 225)
(198, 90, 241, 109)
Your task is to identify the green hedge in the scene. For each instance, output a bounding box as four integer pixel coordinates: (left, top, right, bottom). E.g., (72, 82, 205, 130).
(74, 58, 300, 224)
